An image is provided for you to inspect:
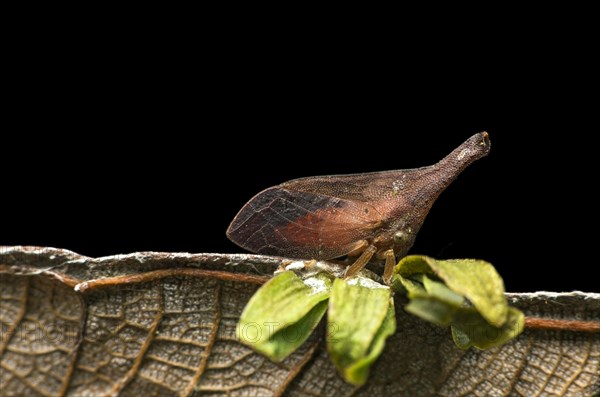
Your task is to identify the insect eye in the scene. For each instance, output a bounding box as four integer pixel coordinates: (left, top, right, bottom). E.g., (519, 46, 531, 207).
(394, 231, 406, 244)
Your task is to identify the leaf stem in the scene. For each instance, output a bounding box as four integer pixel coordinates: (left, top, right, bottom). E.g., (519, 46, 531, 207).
(74, 268, 269, 292)
(525, 317, 600, 333)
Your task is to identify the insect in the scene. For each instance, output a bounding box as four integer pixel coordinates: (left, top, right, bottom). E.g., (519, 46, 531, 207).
(227, 132, 490, 284)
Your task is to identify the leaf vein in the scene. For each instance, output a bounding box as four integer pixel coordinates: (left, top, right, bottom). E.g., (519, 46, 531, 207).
(183, 283, 221, 397)
(111, 284, 165, 395)
(0, 277, 29, 356)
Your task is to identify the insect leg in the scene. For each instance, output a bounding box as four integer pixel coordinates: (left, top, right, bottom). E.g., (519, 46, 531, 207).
(383, 249, 396, 285)
(344, 245, 377, 279)
(346, 240, 370, 257)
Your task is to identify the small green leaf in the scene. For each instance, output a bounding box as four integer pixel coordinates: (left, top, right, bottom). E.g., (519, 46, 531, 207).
(405, 297, 458, 326)
(394, 255, 434, 276)
(395, 256, 507, 326)
(403, 275, 465, 326)
(422, 275, 465, 307)
(343, 301, 396, 385)
(327, 277, 393, 386)
(430, 259, 507, 327)
(237, 271, 331, 361)
(395, 274, 427, 296)
(451, 307, 525, 350)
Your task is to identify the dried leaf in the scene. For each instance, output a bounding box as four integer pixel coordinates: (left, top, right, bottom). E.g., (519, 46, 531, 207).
(1, 247, 599, 396)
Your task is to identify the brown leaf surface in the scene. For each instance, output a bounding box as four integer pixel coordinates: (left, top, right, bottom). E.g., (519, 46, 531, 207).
(1, 246, 598, 397)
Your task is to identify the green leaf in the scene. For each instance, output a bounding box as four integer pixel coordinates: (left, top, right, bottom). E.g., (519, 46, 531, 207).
(394, 255, 434, 276)
(395, 273, 426, 296)
(395, 256, 507, 326)
(237, 271, 331, 361)
(421, 275, 465, 307)
(343, 302, 396, 385)
(451, 307, 525, 350)
(405, 297, 458, 326)
(327, 277, 393, 386)
(404, 275, 465, 326)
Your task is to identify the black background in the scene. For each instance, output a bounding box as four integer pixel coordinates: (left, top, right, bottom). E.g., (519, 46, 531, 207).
(2, 32, 597, 293)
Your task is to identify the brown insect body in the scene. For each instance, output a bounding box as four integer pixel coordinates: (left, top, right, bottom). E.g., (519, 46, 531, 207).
(227, 133, 490, 280)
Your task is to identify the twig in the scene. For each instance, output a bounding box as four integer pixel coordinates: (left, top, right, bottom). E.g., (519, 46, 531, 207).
(525, 317, 600, 333)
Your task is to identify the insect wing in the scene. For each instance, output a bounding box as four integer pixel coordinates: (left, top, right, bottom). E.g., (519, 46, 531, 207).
(227, 187, 382, 259)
